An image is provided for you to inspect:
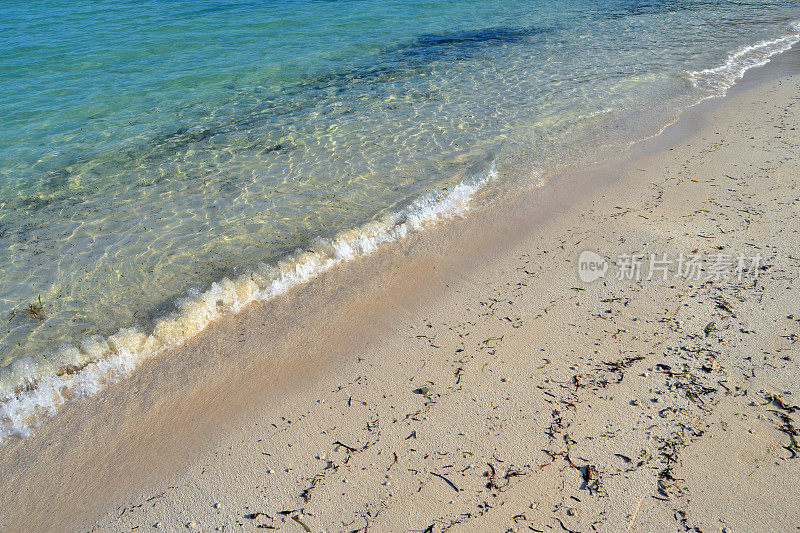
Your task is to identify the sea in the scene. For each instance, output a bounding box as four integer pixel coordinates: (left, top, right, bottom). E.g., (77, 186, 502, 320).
(1, 0, 799, 440)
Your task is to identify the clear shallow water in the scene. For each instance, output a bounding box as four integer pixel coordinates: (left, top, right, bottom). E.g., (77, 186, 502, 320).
(1, 0, 799, 438)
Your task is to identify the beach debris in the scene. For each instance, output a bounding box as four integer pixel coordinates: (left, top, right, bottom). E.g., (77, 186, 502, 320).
(431, 472, 460, 492)
(602, 355, 645, 372)
(600, 355, 645, 383)
(481, 336, 504, 349)
(766, 393, 798, 412)
(245, 512, 272, 520)
(483, 462, 527, 492)
(291, 515, 312, 532)
(784, 434, 800, 458)
(547, 453, 603, 495)
(554, 517, 580, 533)
(765, 395, 800, 457)
(300, 478, 319, 503)
(581, 464, 601, 495)
(704, 321, 716, 337)
(416, 334, 440, 348)
(333, 440, 359, 453)
(24, 296, 45, 321)
(715, 298, 734, 314)
(701, 358, 719, 373)
(485, 463, 501, 490)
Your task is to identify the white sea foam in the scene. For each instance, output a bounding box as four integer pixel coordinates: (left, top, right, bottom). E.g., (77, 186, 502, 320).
(577, 108, 613, 120)
(0, 162, 498, 442)
(688, 22, 800, 95)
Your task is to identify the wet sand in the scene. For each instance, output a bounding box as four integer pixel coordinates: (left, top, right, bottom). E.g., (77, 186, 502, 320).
(2, 48, 800, 533)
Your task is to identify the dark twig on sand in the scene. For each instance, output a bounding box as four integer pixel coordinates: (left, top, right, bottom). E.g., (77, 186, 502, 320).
(431, 472, 460, 492)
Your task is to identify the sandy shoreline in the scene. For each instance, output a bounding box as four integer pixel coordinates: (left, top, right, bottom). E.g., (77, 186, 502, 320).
(3, 48, 800, 532)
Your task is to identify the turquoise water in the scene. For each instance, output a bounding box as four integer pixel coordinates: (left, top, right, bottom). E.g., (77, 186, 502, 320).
(1, 1, 799, 438)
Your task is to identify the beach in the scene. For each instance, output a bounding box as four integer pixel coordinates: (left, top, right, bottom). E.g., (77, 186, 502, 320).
(2, 41, 799, 532)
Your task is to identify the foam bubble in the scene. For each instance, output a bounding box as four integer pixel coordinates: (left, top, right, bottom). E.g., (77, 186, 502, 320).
(687, 22, 800, 95)
(577, 108, 613, 120)
(0, 162, 498, 442)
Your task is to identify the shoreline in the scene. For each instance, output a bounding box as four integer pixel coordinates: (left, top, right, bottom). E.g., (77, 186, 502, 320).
(3, 45, 800, 532)
(5, 22, 800, 426)
(3, 22, 800, 443)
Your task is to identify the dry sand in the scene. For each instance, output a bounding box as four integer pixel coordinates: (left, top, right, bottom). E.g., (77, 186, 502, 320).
(2, 50, 800, 533)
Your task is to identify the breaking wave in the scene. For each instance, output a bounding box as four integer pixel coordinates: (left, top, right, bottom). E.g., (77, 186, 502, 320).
(0, 162, 498, 441)
(687, 21, 800, 95)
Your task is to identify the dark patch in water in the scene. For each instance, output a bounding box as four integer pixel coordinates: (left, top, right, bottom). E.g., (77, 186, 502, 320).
(6, 23, 549, 209)
(259, 143, 285, 155)
(411, 26, 548, 50)
(598, 0, 711, 20)
(304, 24, 553, 91)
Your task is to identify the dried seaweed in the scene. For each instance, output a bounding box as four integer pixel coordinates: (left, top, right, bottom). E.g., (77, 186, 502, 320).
(431, 472, 460, 492)
(291, 515, 311, 532)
